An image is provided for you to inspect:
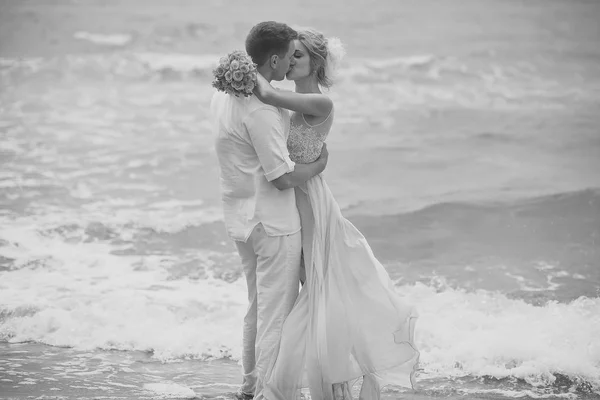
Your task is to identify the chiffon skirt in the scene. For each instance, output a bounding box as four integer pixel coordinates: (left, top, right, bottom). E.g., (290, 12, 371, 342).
(263, 174, 419, 400)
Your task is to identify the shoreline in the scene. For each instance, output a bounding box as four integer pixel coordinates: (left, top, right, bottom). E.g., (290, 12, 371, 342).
(0, 342, 240, 399)
(1, 342, 596, 400)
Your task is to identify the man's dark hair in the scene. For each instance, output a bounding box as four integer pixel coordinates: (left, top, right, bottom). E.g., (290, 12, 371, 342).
(245, 21, 298, 66)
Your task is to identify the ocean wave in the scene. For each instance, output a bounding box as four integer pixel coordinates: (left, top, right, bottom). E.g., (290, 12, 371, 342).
(73, 31, 133, 47)
(0, 205, 599, 395)
(407, 373, 596, 398)
(0, 205, 225, 269)
(1, 52, 588, 109)
(341, 54, 459, 82)
(0, 267, 598, 394)
(0, 52, 221, 83)
(0, 52, 474, 84)
(0, 52, 535, 85)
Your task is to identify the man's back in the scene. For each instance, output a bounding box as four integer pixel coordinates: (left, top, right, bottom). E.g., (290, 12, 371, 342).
(211, 91, 300, 242)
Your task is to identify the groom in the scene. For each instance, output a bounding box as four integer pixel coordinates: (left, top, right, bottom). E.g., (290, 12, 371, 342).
(211, 21, 328, 400)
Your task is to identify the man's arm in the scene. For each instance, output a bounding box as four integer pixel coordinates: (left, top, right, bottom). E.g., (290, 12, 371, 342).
(271, 144, 328, 191)
(246, 107, 329, 190)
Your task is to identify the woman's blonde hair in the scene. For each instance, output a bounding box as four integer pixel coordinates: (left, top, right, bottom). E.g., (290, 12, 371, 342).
(298, 29, 333, 88)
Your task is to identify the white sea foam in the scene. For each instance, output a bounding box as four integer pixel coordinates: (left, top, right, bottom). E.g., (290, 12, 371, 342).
(1, 193, 224, 244)
(74, 32, 133, 47)
(410, 283, 600, 383)
(0, 223, 244, 360)
(79, 200, 224, 234)
(143, 382, 196, 398)
(134, 52, 220, 73)
(458, 388, 578, 399)
(1, 223, 599, 390)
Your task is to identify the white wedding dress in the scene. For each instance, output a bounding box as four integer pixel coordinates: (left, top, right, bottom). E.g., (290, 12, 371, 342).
(263, 109, 419, 400)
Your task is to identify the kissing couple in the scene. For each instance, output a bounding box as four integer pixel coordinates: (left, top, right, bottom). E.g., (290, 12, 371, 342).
(210, 20, 420, 400)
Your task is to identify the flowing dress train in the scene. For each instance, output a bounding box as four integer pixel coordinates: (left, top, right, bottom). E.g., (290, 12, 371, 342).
(264, 176, 419, 400)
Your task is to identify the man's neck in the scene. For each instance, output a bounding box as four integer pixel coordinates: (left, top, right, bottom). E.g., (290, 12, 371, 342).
(257, 65, 273, 82)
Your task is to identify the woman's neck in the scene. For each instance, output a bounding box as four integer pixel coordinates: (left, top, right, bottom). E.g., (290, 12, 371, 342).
(294, 76, 321, 94)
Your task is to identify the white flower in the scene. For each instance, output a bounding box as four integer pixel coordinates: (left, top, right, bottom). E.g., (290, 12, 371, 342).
(219, 57, 230, 69)
(213, 51, 258, 97)
(232, 80, 244, 90)
(233, 70, 244, 82)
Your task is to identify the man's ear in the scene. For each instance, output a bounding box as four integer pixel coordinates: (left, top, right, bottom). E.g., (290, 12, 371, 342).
(269, 54, 279, 69)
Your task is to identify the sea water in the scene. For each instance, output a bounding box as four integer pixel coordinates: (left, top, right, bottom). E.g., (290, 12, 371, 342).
(1, 0, 599, 398)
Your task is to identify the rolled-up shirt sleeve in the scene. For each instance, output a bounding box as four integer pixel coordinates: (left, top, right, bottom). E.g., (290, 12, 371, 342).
(244, 107, 295, 182)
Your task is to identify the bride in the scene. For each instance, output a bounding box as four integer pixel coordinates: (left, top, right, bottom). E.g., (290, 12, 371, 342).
(254, 29, 420, 400)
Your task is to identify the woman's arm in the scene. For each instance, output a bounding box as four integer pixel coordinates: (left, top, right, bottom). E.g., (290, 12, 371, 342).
(254, 74, 333, 118)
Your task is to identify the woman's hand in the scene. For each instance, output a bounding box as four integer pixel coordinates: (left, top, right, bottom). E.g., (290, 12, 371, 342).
(253, 73, 275, 104)
(317, 143, 328, 170)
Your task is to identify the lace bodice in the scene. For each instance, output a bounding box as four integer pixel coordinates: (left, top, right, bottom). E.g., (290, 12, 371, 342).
(287, 109, 334, 164)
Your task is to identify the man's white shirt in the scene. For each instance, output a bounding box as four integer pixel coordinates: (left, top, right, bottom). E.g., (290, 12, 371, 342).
(211, 91, 301, 242)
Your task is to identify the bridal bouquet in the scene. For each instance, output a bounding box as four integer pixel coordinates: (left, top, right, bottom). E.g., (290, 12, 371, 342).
(212, 51, 258, 97)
